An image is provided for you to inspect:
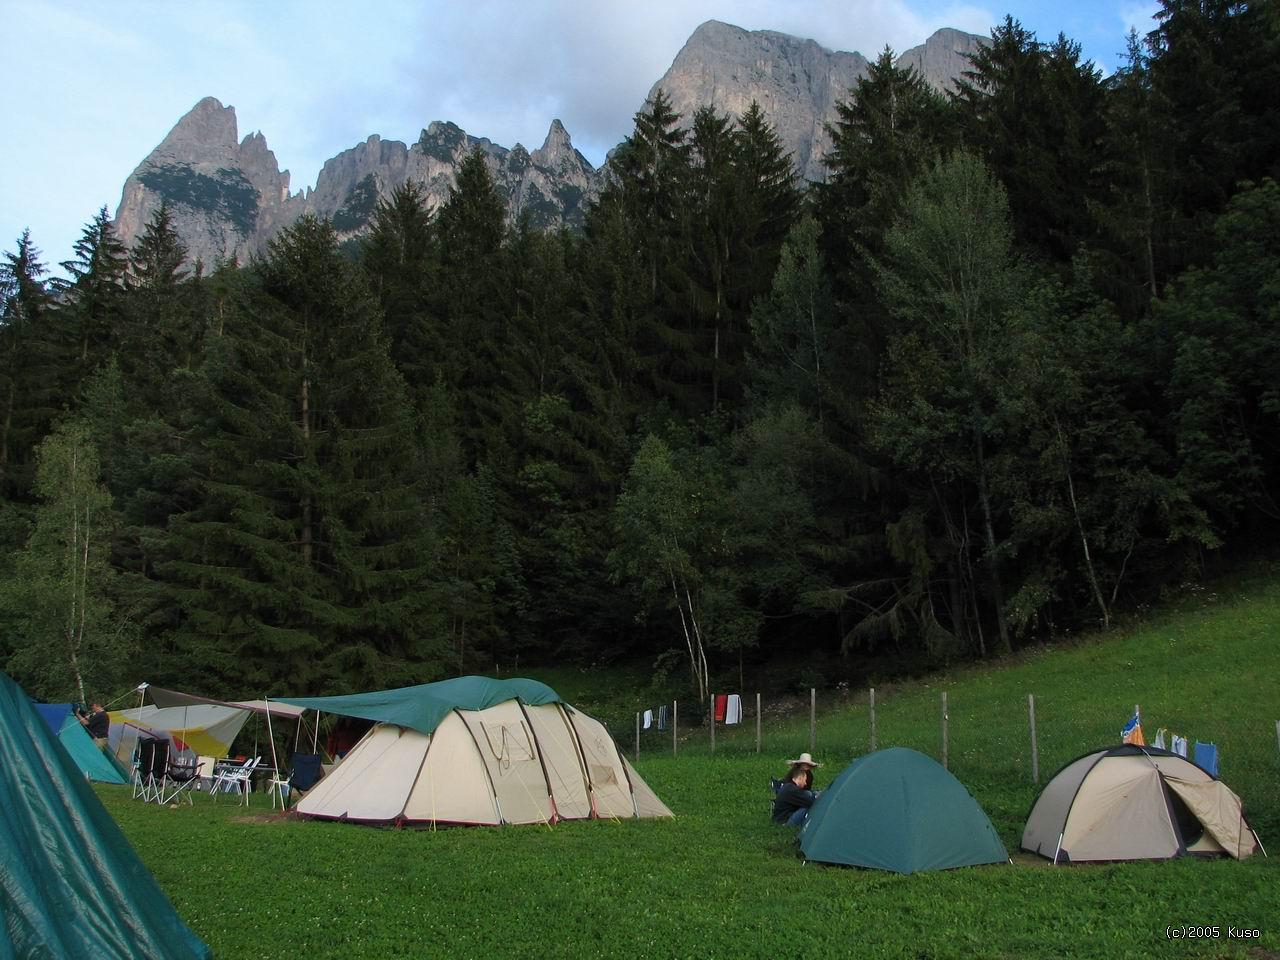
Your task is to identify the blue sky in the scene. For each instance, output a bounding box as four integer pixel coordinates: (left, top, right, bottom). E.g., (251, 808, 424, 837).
(1, 0, 1157, 275)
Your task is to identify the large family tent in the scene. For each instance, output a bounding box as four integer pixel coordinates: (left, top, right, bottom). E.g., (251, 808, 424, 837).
(276, 676, 673, 825)
(1022, 744, 1261, 863)
(31, 702, 129, 785)
(799, 747, 1008, 874)
(0, 672, 211, 959)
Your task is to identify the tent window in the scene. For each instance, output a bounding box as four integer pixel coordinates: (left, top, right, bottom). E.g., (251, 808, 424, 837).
(480, 722, 535, 767)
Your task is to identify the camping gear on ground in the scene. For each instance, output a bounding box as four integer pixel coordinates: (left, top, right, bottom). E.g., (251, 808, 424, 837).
(276, 676, 673, 826)
(1022, 744, 1260, 863)
(1121, 709, 1145, 745)
(798, 747, 1008, 874)
(0, 671, 211, 960)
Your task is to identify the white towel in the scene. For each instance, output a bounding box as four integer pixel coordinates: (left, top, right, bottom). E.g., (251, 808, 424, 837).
(1153, 728, 1167, 750)
(725, 694, 742, 725)
(643, 709, 653, 729)
(1171, 734, 1188, 757)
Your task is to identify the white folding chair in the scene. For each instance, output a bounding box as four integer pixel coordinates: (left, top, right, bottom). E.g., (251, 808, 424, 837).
(211, 757, 260, 806)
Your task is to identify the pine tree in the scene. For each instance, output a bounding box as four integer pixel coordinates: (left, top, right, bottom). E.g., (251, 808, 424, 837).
(161, 217, 443, 692)
(0, 231, 58, 500)
(56, 206, 129, 385)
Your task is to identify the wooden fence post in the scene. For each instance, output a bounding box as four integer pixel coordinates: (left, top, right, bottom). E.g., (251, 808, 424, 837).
(1275, 719, 1279, 756)
(635, 712, 640, 758)
(1029, 694, 1040, 784)
(810, 688, 816, 755)
(941, 691, 949, 770)
(747, 696, 757, 757)
(870, 688, 876, 752)
(710, 694, 716, 753)
(673, 701, 678, 757)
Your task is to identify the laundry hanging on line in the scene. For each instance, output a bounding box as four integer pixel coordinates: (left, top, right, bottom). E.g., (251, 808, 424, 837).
(642, 709, 653, 730)
(657, 704, 668, 730)
(713, 694, 727, 722)
(725, 694, 742, 725)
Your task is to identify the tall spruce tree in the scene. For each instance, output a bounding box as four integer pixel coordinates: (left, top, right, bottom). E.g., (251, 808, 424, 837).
(56, 207, 129, 387)
(0, 231, 58, 501)
(161, 216, 442, 692)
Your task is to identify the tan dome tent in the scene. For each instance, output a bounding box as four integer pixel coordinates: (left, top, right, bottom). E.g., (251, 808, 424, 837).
(276, 676, 672, 826)
(1022, 744, 1262, 863)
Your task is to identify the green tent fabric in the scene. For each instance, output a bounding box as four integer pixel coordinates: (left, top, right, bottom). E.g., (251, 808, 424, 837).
(57, 714, 130, 785)
(275, 675, 562, 736)
(0, 671, 211, 960)
(799, 747, 1009, 874)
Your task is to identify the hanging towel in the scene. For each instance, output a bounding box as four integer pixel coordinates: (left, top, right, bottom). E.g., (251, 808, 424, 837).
(1171, 734, 1188, 757)
(657, 704, 668, 731)
(713, 694, 728, 722)
(1194, 741, 1219, 776)
(643, 709, 653, 730)
(1121, 710, 1145, 746)
(725, 694, 742, 725)
(1153, 727, 1168, 750)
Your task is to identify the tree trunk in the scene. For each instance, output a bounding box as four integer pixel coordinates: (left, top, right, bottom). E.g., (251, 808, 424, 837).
(972, 424, 1010, 653)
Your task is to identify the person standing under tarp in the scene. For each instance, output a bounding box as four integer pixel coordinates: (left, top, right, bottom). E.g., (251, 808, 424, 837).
(78, 701, 110, 749)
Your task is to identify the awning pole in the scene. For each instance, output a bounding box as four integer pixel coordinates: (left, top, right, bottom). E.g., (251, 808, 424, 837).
(265, 697, 280, 778)
(312, 711, 321, 753)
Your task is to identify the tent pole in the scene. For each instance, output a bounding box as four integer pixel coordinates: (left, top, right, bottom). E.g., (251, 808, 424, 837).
(313, 711, 321, 754)
(1052, 832, 1064, 866)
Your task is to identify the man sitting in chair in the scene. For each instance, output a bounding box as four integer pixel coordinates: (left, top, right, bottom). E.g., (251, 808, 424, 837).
(772, 753, 821, 827)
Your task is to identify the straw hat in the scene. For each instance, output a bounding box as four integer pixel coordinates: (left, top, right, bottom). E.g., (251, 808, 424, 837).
(787, 752, 821, 768)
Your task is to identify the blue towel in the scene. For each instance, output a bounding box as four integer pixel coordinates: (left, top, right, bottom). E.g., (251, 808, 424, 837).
(657, 704, 668, 731)
(1193, 741, 1218, 777)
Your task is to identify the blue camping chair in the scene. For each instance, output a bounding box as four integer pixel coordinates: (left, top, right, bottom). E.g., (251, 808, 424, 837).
(1193, 741, 1219, 776)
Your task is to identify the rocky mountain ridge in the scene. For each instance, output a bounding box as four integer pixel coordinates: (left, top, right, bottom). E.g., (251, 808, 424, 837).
(114, 21, 984, 266)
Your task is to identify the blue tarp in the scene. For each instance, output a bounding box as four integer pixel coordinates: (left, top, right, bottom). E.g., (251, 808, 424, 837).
(276, 675, 562, 736)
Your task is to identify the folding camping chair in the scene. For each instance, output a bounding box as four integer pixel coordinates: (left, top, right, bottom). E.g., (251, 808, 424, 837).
(159, 755, 202, 806)
(134, 735, 169, 803)
(268, 752, 323, 810)
(211, 756, 259, 806)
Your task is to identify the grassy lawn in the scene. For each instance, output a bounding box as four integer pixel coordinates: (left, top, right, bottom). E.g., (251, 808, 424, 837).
(101, 566, 1280, 959)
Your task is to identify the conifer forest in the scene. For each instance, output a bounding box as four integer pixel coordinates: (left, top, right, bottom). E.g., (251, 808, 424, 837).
(3, 5, 1277, 703)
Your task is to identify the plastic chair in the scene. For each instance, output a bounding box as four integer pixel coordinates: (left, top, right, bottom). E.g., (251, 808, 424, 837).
(211, 757, 260, 806)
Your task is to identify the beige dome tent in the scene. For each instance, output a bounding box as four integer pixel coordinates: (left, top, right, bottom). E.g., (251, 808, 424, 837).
(277, 677, 672, 826)
(1022, 744, 1262, 863)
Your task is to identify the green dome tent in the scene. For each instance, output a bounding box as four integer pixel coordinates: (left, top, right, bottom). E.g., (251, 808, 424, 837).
(799, 747, 1009, 874)
(0, 671, 211, 960)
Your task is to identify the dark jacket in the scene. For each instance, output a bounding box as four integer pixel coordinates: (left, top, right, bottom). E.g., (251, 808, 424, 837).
(771, 780, 817, 824)
(85, 709, 109, 739)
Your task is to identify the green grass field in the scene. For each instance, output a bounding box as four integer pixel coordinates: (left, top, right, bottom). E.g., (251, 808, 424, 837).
(100, 566, 1280, 959)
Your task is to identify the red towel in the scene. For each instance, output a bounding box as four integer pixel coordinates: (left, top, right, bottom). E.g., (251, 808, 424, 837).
(714, 694, 728, 722)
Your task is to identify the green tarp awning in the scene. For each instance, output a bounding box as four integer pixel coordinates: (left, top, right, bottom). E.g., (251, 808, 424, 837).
(0, 671, 211, 960)
(274, 675, 562, 736)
